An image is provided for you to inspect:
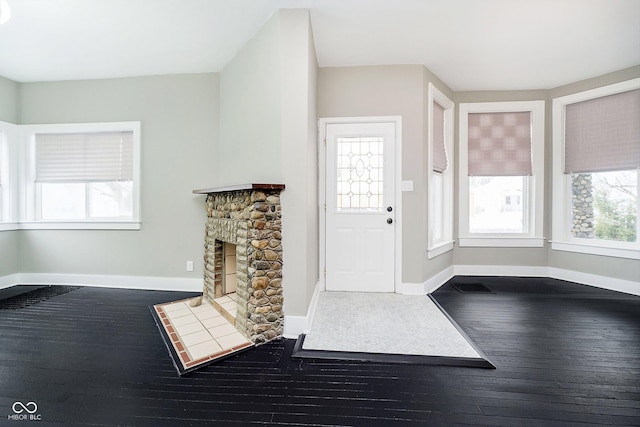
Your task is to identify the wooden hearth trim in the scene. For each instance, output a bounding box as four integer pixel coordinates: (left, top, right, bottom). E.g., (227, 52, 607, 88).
(193, 183, 285, 194)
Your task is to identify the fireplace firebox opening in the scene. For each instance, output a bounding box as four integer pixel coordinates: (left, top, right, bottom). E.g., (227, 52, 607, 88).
(223, 242, 237, 295)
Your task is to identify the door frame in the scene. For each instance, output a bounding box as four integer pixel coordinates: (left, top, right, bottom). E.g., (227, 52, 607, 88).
(318, 116, 403, 293)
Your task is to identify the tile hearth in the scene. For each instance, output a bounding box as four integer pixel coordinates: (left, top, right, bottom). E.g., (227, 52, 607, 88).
(151, 293, 253, 375)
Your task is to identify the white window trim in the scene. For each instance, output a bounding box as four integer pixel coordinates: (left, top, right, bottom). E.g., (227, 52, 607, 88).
(427, 83, 455, 258)
(0, 120, 18, 230)
(18, 121, 141, 230)
(17, 221, 141, 230)
(551, 78, 640, 260)
(458, 100, 545, 247)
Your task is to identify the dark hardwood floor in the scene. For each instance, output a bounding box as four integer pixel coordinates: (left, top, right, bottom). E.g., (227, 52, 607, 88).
(0, 277, 639, 426)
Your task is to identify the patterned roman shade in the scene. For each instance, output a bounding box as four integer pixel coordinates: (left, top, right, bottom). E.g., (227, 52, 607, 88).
(432, 101, 448, 173)
(468, 112, 532, 176)
(564, 89, 640, 174)
(35, 131, 134, 183)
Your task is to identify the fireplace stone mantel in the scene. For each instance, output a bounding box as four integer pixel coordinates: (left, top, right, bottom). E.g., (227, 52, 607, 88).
(193, 183, 285, 344)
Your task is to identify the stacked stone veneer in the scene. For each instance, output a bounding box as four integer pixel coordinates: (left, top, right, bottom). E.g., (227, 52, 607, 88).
(202, 189, 283, 344)
(571, 173, 595, 238)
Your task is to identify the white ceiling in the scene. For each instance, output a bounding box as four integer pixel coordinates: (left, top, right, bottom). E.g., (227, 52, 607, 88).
(0, 0, 638, 91)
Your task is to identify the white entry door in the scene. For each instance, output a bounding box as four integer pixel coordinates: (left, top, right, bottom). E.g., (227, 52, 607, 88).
(325, 121, 396, 292)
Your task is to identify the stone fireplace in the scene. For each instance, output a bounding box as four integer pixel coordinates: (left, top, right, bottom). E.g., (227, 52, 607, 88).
(193, 184, 285, 344)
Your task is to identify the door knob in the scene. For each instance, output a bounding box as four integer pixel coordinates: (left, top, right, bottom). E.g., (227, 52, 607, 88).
(387, 218, 393, 224)
(387, 206, 393, 212)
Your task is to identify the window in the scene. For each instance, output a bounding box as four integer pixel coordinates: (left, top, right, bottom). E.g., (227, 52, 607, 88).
(427, 83, 454, 258)
(336, 136, 384, 211)
(459, 101, 545, 247)
(20, 122, 141, 229)
(0, 121, 17, 229)
(0, 125, 6, 222)
(552, 79, 639, 259)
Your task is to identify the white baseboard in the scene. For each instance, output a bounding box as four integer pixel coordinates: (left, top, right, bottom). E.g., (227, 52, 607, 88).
(548, 267, 640, 296)
(454, 264, 548, 277)
(453, 265, 638, 296)
(1, 273, 203, 293)
(283, 316, 307, 340)
(2, 267, 636, 332)
(281, 265, 637, 338)
(284, 279, 321, 339)
(0, 273, 21, 290)
(398, 266, 454, 295)
(398, 264, 638, 297)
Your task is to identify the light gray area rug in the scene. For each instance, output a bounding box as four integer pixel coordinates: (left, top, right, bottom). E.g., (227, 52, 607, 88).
(302, 292, 482, 359)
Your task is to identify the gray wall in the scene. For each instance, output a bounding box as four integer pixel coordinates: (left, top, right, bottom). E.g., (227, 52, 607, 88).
(218, 9, 319, 317)
(0, 75, 19, 278)
(17, 73, 219, 281)
(280, 10, 319, 317)
(0, 75, 19, 123)
(0, 231, 18, 278)
(318, 65, 425, 284)
(218, 13, 282, 185)
(318, 65, 455, 285)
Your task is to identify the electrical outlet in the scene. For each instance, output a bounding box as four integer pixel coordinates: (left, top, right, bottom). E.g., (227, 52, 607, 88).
(186, 260, 194, 272)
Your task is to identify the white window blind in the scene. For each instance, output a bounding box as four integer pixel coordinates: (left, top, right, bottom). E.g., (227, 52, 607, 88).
(35, 131, 133, 183)
(564, 89, 640, 174)
(432, 101, 448, 173)
(468, 112, 532, 176)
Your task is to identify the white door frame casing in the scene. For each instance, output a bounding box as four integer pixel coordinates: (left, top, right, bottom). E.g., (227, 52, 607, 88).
(318, 116, 403, 293)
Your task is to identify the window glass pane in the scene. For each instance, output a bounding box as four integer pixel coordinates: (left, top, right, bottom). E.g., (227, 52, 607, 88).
(336, 136, 384, 212)
(40, 183, 86, 220)
(571, 170, 638, 242)
(469, 176, 527, 233)
(431, 172, 444, 242)
(89, 181, 133, 219)
(0, 131, 5, 222)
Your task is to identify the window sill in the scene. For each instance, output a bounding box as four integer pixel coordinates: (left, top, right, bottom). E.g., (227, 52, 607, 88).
(551, 241, 640, 260)
(18, 221, 141, 230)
(0, 223, 19, 231)
(458, 237, 545, 248)
(427, 241, 454, 259)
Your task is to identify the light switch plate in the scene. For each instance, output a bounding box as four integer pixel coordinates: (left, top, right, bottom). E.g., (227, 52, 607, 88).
(402, 180, 414, 191)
